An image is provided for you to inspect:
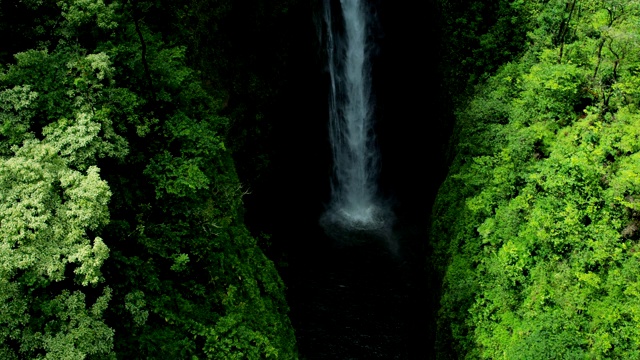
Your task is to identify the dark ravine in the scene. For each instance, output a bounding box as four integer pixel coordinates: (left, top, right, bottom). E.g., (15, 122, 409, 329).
(241, 0, 448, 358)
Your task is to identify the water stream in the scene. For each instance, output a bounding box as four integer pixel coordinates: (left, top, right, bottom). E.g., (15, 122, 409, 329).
(320, 0, 391, 237)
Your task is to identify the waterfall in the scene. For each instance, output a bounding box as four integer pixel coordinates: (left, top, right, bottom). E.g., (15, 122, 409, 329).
(321, 0, 391, 236)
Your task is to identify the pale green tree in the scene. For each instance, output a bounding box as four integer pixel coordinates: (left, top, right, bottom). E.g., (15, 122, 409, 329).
(0, 26, 125, 358)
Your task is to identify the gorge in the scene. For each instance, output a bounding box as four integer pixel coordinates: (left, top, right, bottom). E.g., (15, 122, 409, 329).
(4, 0, 640, 358)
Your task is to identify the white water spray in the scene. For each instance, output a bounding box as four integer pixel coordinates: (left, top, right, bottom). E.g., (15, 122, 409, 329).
(321, 0, 391, 236)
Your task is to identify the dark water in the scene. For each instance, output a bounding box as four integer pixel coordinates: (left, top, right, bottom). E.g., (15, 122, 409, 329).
(285, 226, 434, 359)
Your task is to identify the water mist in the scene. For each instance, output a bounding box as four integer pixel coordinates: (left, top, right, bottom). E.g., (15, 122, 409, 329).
(320, 0, 393, 244)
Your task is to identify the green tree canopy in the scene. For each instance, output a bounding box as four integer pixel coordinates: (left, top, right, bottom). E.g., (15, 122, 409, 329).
(433, 0, 640, 358)
(0, 0, 297, 358)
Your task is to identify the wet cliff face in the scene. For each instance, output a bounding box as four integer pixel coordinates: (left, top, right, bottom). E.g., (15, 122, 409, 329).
(237, 0, 451, 273)
(375, 0, 449, 222)
(241, 0, 450, 248)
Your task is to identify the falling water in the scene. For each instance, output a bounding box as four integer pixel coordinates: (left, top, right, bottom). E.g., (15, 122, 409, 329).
(320, 0, 391, 237)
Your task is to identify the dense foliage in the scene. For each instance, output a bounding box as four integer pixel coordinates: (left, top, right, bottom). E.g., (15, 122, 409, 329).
(0, 0, 296, 358)
(433, 0, 640, 358)
(437, 0, 532, 103)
